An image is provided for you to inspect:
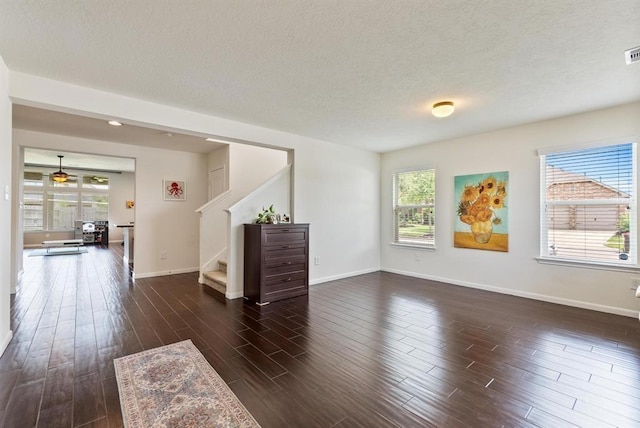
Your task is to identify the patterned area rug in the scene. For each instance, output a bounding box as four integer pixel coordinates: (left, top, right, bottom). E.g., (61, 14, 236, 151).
(114, 340, 261, 428)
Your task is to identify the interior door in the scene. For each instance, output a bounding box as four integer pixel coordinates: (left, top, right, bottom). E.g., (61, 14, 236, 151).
(208, 167, 225, 200)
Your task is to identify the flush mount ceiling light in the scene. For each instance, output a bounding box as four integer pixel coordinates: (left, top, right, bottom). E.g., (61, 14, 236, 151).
(52, 155, 68, 183)
(107, 120, 122, 126)
(432, 101, 455, 118)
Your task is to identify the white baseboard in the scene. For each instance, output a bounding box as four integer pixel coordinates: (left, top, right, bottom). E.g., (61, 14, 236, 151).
(226, 291, 244, 299)
(133, 267, 199, 279)
(309, 267, 381, 286)
(0, 330, 13, 357)
(381, 267, 638, 318)
(220, 267, 381, 300)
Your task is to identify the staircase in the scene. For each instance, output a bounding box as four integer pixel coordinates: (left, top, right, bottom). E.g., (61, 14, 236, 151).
(197, 163, 292, 300)
(202, 260, 227, 297)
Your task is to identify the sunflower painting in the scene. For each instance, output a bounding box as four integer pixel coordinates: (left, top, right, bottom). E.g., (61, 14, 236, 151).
(454, 171, 508, 252)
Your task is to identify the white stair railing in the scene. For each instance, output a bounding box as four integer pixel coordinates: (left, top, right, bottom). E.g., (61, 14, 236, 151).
(196, 190, 232, 283)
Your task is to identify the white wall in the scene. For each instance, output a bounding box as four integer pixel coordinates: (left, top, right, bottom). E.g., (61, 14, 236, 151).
(229, 143, 288, 201)
(108, 171, 135, 241)
(13, 129, 208, 278)
(11, 146, 23, 292)
(135, 149, 207, 278)
(294, 142, 381, 283)
(381, 102, 640, 316)
(8, 72, 382, 287)
(0, 56, 12, 355)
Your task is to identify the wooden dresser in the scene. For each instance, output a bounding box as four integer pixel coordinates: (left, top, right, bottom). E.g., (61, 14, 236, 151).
(244, 223, 309, 304)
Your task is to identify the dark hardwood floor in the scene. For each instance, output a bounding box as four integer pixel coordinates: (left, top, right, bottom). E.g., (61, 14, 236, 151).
(1, 245, 640, 427)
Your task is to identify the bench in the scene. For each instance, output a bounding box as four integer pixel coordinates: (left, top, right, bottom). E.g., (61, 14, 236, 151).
(42, 239, 84, 253)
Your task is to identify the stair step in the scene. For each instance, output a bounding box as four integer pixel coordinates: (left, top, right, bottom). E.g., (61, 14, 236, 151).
(203, 270, 226, 296)
(218, 259, 227, 274)
(203, 270, 226, 285)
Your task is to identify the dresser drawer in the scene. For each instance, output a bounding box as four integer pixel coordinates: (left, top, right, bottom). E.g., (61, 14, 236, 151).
(265, 256, 306, 276)
(264, 245, 306, 260)
(263, 279, 307, 301)
(264, 260, 306, 279)
(265, 254, 306, 267)
(263, 227, 308, 246)
(265, 270, 307, 287)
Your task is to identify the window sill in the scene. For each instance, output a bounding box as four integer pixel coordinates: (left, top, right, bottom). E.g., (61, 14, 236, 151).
(535, 256, 640, 273)
(390, 242, 436, 251)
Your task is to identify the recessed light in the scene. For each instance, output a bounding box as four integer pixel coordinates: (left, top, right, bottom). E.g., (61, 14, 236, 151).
(206, 137, 229, 143)
(108, 120, 122, 126)
(432, 101, 455, 118)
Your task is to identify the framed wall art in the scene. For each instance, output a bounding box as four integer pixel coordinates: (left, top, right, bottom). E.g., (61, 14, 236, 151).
(163, 179, 186, 201)
(454, 171, 508, 252)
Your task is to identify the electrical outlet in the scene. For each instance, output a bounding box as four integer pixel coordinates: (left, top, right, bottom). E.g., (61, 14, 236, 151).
(415, 252, 420, 261)
(160, 252, 167, 260)
(314, 256, 320, 265)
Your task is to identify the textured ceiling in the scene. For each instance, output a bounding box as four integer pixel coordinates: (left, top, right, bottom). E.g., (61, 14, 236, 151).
(1, 1, 639, 153)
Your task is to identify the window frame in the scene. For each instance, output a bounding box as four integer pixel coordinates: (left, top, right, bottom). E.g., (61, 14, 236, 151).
(46, 191, 80, 231)
(538, 139, 638, 272)
(23, 191, 44, 231)
(392, 168, 436, 249)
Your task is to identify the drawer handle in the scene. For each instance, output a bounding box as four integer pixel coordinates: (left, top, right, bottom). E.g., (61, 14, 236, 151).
(283, 277, 292, 282)
(284, 261, 292, 265)
(281, 229, 290, 232)
(281, 245, 291, 249)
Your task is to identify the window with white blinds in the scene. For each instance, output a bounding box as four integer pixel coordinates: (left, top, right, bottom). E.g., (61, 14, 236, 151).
(540, 142, 636, 267)
(393, 169, 435, 247)
(23, 170, 110, 232)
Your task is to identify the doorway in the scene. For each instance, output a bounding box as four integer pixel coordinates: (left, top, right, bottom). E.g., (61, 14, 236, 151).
(18, 148, 136, 275)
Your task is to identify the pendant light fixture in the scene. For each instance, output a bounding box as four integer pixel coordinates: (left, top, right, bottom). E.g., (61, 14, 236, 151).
(52, 155, 69, 183)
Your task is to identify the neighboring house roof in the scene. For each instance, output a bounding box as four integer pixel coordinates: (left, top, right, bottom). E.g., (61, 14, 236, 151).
(546, 165, 630, 198)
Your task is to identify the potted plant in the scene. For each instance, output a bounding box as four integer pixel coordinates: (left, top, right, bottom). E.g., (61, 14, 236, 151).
(256, 205, 276, 224)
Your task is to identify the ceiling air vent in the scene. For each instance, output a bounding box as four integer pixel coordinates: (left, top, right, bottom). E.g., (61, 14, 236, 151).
(625, 46, 640, 65)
